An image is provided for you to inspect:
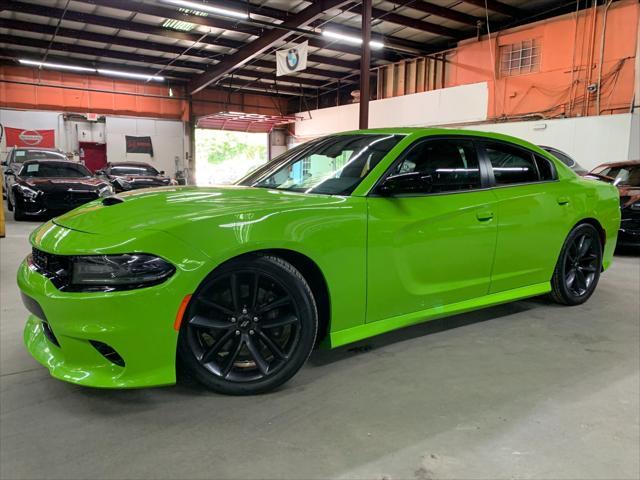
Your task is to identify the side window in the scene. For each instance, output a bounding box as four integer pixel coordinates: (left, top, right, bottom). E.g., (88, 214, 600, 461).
(534, 154, 556, 181)
(391, 139, 482, 194)
(484, 143, 539, 185)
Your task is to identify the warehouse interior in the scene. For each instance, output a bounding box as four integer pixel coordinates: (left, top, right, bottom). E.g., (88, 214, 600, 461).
(0, 0, 639, 479)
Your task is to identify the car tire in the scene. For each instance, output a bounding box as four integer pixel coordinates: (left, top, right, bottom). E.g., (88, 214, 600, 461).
(13, 204, 26, 221)
(178, 255, 318, 395)
(550, 223, 602, 306)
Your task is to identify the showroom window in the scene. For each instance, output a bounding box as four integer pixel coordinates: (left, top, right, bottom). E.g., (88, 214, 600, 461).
(484, 143, 540, 185)
(391, 139, 482, 194)
(500, 39, 540, 76)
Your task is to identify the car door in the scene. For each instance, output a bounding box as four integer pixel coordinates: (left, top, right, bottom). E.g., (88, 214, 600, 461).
(478, 140, 572, 293)
(366, 137, 499, 323)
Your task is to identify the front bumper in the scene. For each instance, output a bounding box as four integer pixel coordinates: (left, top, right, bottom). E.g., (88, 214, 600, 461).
(618, 215, 640, 247)
(18, 222, 213, 388)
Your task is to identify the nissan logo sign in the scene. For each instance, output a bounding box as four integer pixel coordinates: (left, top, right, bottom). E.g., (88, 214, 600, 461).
(18, 130, 44, 146)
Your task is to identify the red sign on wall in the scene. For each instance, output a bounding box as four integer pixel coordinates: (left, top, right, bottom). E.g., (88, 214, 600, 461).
(4, 127, 55, 148)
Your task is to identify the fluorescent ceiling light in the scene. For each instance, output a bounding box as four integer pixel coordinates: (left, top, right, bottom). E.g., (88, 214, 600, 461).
(161, 0, 248, 19)
(162, 18, 196, 31)
(97, 69, 165, 82)
(18, 59, 95, 72)
(322, 30, 384, 49)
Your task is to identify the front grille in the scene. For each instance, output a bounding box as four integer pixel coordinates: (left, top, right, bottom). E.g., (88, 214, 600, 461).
(31, 248, 71, 288)
(43, 191, 98, 210)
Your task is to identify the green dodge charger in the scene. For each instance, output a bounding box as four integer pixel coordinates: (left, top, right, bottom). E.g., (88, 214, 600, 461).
(18, 128, 621, 395)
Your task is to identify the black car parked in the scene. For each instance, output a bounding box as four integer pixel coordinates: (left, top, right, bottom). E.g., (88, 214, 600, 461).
(2, 147, 68, 198)
(6, 160, 113, 221)
(97, 162, 172, 192)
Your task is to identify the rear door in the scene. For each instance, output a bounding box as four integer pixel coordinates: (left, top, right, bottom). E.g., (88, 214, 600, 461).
(366, 136, 498, 323)
(478, 140, 572, 293)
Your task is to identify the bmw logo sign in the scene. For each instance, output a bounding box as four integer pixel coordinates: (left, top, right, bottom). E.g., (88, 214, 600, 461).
(286, 49, 299, 70)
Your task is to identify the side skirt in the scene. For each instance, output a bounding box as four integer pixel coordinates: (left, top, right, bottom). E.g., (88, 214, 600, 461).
(327, 282, 551, 348)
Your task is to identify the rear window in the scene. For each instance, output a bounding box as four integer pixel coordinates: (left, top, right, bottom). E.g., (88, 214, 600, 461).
(593, 165, 640, 187)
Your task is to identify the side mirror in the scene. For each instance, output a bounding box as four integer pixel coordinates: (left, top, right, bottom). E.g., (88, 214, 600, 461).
(1, 160, 7, 167)
(95, 169, 105, 175)
(377, 172, 433, 196)
(4, 169, 15, 177)
(159, 170, 165, 175)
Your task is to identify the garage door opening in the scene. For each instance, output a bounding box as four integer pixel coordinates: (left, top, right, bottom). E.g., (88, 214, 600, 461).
(195, 129, 268, 185)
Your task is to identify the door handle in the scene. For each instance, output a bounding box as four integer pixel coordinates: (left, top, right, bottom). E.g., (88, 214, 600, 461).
(476, 209, 494, 221)
(557, 196, 570, 205)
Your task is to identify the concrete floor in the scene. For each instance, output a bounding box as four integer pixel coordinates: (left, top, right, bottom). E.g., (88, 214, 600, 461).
(1, 208, 638, 480)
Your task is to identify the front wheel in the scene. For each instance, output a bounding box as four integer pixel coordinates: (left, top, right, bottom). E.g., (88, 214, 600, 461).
(550, 223, 603, 305)
(178, 255, 318, 395)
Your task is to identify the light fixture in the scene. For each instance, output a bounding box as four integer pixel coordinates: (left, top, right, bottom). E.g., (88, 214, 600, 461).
(19, 59, 166, 82)
(97, 69, 165, 82)
(161, 0, 248, 19)
(322, 30, 384, 49)
(18, 59, 95, 72)
(162, 18, 196, 31)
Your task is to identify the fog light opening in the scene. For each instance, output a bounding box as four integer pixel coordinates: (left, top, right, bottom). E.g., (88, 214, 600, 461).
(90, 340, 125, 367)
(42, 322, 60, 347)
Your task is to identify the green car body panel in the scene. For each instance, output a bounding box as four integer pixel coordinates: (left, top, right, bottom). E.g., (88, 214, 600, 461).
(18, 128, 621, 388)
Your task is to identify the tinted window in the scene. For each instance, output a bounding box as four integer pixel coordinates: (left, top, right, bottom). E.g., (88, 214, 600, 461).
(484, 143, 539, 185)
(534, 155, 556, 181)
(110, 165, 159, 176)
(20, 162, 91, 178)
(593, 165, 640, 187)
(390, 139, 481, 194)
(246, 134, 403, 195)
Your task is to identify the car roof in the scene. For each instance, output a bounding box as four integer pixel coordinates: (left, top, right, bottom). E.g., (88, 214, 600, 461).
(22, 159, 82, 165)
(339, 127, 545, 146)
(593, 160, 640, 168)
(13, 147, 61, 151)
(109, 162, 155, 167)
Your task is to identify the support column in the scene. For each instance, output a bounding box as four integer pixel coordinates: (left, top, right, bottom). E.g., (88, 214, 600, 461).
(359, 0, 372, 129)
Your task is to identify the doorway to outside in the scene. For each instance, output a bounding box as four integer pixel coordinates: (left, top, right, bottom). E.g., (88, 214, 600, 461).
(195, 129, 268, 185)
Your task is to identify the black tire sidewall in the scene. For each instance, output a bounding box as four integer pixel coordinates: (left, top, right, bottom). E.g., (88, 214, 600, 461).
(178, 255, 318, 395)
(553, 224, 603, 305)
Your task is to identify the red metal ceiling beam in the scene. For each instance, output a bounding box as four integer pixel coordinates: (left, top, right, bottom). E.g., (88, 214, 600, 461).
(188, 0, 354, 95)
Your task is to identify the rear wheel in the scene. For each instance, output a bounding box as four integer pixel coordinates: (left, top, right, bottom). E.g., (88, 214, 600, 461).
(550, 224, 602, 305)
(178, 255, 318, 395)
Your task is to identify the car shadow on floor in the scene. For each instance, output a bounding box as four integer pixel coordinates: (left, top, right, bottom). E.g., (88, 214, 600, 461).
(307, 297, 549, 368)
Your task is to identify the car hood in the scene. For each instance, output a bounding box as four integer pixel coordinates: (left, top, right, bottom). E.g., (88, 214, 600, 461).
(22, 177, 106, 192)
(53, 185, 344, 234)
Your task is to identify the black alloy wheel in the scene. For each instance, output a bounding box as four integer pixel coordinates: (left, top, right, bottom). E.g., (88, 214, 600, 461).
(551, 223, 603, 305)
(178, 255, 317, 395)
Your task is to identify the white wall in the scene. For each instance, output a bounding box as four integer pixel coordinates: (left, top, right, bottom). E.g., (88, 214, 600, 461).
(105, 116, 186, 177)
(294, 82, 488, 139)
(458, 113, 636, 170)
(0, 109, 187, 178)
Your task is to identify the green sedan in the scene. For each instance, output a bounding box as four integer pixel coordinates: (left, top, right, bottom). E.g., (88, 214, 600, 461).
(18, 129, 621, 395)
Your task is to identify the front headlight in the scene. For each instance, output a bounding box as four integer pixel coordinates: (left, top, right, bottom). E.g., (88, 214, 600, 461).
(68, 254, 175, 291)
(17, 184, 39, 199)
(116, 178, 131, 190)
(98, 185, 114, 197)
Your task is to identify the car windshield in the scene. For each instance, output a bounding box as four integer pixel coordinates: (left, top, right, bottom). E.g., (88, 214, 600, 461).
(110, 165, 159, 176)
(20, 162, 92, 178)
(591, 165, 640, 187)
(238, 134, 404, 195)
(14, 150, 66, 163)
